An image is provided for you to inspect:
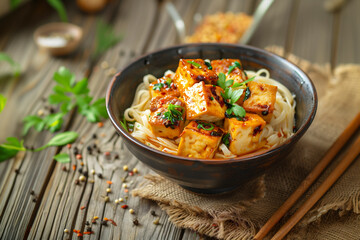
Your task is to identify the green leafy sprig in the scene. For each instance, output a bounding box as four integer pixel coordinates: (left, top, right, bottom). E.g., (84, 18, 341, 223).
(162, 104, 184, 125)
(227, 61, 242, 75)
(93, 20, 122, 59)
(0, 94, 6, 113)
(23, 67, 108, 135)
(197, 122, 214, 131)
(0, 131, 78, 162)
(204, 59, 212, 70)
(0, 52, 21, 77)
(47, 0, 68, 22)
(186, 61, 202, 68)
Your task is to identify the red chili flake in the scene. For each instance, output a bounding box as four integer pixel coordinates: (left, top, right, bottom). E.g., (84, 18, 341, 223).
(72, 164, 76, 171)
(128, 171, 134, 176)
(98, 122, 104, 128)
(106, 218, 117, 226)
(212, 223, 218, 227)
(76, 154, 82, 160)
(106, 180, 113, 185)
(104, 151, 110, 156)
(83, 231, 94, 235)
(80, 206, 86, 210)
(73, 229, 80, 233)
(67, 144, 71, 149)
(77, 233, 83, 237)
(121, 204, 128, 209)
(124, 189, 129, 193)
(91, 219, 96, 224)
(103, 217, 109, 221)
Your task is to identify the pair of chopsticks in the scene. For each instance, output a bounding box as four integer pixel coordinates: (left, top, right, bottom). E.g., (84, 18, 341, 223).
(255, 112, 360, 240)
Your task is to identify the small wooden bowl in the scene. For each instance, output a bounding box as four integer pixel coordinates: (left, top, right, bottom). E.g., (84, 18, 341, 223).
(34, 22, 83, 56)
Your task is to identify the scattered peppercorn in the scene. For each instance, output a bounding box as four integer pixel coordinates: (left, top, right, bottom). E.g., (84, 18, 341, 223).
(62, 166, 67, 172)
(124, 189, 129, 193)
(92, 133, 97, 139)
(76, 154, 82, 160)
(129, 209, 135, 214)
(64, 229, 69, 233)
(104, 196, 110, 202)
(122, 183, 128, 188)
(74, 179, 80, 185)
(30, 190, 35, 195)
(104, 151, 110, 157)
(86, 227, 92, 232)
(151, 210, 156, 216)
(114, 154, 119, 159)
(79, 175, 86, 182)
(121, 204, 128, 209)
(133, 219, 139, 226)
(128, 171, 134, 176)
(78, 168, 83, 174)
(85, 221, 90, 225)
(14, 169, 20, 174)
(114, 199, 119, 204)
(91, 219, 96, 224)
(97, 122, 104, 128)
(83, 171, 88, 177)
(123, 165, 128, 171)
(73, 147, 79, 155)
(80, 162, 84, 166)
(32, 198, 37, 202)
(93, 216, 99, 220)
(80, 206, 86, 210)
(106, 188, 111, 193)
(73, 229, 80, 233)
(153, 218, 160, 225)
(87, 146, 92, 152)
(91, 169, 95, 175)
(106, 180, 113, 185)
(72, 164, 76, 171)
(77, 233, 83, 237)
(101, 220, 107, 226)
(92, 143, 97, 149)
(119, 198, 124, 202)
(89, 179, 95, 184)
(97, 173, 103, 179)
(133, 168, 138, 173)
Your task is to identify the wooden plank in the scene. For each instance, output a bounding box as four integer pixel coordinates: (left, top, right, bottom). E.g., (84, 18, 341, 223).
(336, 0, 360, 64)
(250, 0, 294, 50)
(290, 0, 333, 64)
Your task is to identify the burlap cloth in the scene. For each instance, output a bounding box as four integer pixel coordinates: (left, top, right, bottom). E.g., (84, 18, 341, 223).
(132, 46, 360, 240)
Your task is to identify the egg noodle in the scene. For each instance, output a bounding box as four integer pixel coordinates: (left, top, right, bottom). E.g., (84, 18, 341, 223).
(124, 69, 296, 158)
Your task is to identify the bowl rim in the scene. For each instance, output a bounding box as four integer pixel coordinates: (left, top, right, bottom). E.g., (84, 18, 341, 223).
(106, 43, 318, 164)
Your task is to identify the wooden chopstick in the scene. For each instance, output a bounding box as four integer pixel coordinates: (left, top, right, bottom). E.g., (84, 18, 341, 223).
(272, 135, 360, 239)
(254, 112, 360, 240)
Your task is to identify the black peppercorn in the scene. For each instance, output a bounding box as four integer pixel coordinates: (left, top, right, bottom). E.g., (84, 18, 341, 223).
(133, 219, 139, 226)
(97, 173, 103, 179)
(150, 210, 156, 216)
(101, 220, 107, 226)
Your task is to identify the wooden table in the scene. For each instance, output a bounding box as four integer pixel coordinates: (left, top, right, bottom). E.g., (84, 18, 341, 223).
(0, 0, 359, 239)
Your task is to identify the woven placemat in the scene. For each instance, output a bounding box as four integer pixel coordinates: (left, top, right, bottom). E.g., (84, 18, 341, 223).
(132, 46, 360, 240)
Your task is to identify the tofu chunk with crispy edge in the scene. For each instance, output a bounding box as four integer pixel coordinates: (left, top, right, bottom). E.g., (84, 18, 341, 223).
(242, 81, 277, 122)
(174, 59, 218, 95)
(183, 81, 226, 122)
(211, 59, 247, 84)
(177, 121, 224, 159)
(149, 76, 180, 98)
(149, 96, 186, 139)
(224, 113, 266, 155)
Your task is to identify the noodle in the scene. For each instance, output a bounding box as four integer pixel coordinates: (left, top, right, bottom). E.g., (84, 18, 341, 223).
(125, 68, 296, 158)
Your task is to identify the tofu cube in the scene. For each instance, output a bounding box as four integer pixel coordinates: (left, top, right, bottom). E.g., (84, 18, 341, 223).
(183, 81, 226, 122)
(211, 59, 247, 85)
(149, 96, 186, 139)
(224, 113, 266, 155)
(174, 59, 218, 95)
(242, 81, 277, 122)
(177, 121, 224, 159)
(149, 76, 180, 98)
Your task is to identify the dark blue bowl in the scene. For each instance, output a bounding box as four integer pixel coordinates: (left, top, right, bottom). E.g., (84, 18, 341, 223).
(106, 43, 317, 194)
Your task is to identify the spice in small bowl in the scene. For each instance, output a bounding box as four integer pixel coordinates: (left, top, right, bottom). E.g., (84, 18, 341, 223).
(34, 22, 83, 56)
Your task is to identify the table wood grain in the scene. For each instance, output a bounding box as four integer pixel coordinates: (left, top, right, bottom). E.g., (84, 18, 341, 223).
(0, 0, 358, 239)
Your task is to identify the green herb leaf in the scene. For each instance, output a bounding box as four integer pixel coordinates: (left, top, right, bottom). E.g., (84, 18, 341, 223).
(186, 61, 202, 68)
(231, 104, 246, 118)
(44, 113, 65, 132)
(0, 94, 6, 113)
(244, 87, 251, 101)
(0, 137, 25, 161)
(225, 79, 234, 88)
(46, 131, 78, 147)
(120, 116, 128, 131)
(47, 0, 68, 22)
(53, 66, 74, 87)
(165, 78, 172, 87)
(0, 146, 18, 162)
(227, 61, 242, 75)
(53, 153, 70, 163)
(10, 0, 22, 10)
(230, 89, 244, 104)
(72, 78, 89, 95)
(93, 20, 122, 59)
(231, 82, 242, 88)
(0, 52, 21, 77)
(197, 122, 214, 131)
(204, 59, 212, 70)
(217, 73, 226, 89)
(23, 115, 44, 135)
(153, 83, 164, 91)
(48, 93, 71, 105)
(162, 104, 184, 125)
(222, 133, 230, 147)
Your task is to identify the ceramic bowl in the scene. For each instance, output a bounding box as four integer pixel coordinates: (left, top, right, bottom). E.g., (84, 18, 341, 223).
(106, 43, 317, 194)
(34, 22, 83, 56)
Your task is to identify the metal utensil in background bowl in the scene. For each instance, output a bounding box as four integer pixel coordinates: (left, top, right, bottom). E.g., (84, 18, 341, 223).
(106, 43, 317, 194)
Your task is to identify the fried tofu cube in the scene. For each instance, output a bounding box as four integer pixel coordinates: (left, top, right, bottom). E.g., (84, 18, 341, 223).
(224, 114, 266, 155)
(242, 81, 277, 122)
(177, 121, 224, 158)
(149, 76, 180, 98)
(183, 81, 226, 122)
(211, 59, 247, 85)
(149, 96, 186, 139)
(174, 59, 218, 95)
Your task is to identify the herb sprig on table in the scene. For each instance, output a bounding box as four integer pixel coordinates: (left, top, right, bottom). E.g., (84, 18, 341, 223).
(93, 20, 122, 59)
(0, 94, 6, 113)
(0, 52, 21, 77)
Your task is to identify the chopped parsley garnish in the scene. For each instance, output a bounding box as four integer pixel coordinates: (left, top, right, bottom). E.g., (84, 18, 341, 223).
(222, 133, 230, 147)
(187, 60, 202, 68)
(230, 76, 255, 88)
(210, 96, 214, 100)
(197, 122, 214, 131)
(244, 87, 251, 101)
(227, 61, 242, 74)
(220, 79, 247, 119)
(204, 59, 212, 70)
(153, 83, 164, 91)
(162, 104, 184, 125)
(165, 78, 172, 87)
(217, 73, 234, 90)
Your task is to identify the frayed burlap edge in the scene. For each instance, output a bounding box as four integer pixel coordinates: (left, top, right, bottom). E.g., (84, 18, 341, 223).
(132, 175, 265, 240)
